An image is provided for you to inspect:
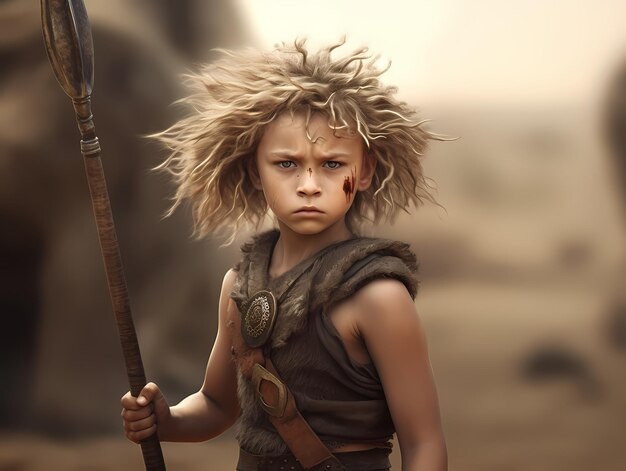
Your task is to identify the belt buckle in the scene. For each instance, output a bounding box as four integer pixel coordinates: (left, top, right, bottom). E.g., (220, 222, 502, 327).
(251, 363, 287, 418)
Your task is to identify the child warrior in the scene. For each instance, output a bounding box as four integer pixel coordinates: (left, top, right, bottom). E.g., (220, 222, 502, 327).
(121, 39, 447, 471)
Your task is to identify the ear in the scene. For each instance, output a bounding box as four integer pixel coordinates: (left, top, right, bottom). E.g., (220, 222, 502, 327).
(357, 152, 376, 191)
(247, 155, 263, 190)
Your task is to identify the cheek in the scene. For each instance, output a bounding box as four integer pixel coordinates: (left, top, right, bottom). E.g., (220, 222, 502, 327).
(256, 165, 270, 187)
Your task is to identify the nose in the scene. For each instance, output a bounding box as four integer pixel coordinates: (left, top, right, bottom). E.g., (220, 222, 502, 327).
(296, 172, 321, 197)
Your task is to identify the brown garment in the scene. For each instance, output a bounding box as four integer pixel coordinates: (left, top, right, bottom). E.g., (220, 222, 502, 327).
(231, 230, 418, 455)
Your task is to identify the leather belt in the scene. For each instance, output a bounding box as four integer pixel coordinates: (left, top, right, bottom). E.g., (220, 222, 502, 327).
(230, 293, 348, 471)
(236, 448, 391, 471)
(236, 448, 311, 471)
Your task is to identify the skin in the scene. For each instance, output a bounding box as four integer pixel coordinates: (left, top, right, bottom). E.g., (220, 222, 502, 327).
(121, 111, 447, 470)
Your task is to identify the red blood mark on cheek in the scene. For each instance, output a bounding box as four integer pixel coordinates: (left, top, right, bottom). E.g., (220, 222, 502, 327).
(342, 177, 351, 200)
(342, 166, 357, 202)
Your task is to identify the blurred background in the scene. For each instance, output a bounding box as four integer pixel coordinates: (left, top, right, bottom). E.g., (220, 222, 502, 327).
(1, 0, 625, 469)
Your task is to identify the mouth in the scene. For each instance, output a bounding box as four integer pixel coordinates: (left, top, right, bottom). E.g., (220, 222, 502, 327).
(295, 206, 323, 214)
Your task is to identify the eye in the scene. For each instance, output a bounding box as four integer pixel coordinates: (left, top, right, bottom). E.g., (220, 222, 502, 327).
(323, 161, 342, 169)
(277, 161, 296, 169)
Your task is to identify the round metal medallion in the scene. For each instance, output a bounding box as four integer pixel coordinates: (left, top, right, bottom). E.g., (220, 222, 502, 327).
(242, 290, 277, 348)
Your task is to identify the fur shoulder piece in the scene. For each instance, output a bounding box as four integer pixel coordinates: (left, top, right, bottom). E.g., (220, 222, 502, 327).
(230, 230, 418, 349)
(231, 230, 279, 314)
(311, 238, 418, 316)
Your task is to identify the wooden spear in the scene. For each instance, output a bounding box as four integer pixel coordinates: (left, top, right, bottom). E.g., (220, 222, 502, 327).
(40, 1, 166, 469)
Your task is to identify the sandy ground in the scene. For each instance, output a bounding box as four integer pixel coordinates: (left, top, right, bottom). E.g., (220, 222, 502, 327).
(422, 282, 626, 471)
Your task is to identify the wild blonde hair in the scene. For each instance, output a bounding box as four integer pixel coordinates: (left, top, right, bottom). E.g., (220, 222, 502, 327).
(155, 39, 442, 241)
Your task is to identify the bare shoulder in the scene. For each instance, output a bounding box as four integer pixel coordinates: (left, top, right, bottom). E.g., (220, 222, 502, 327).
(353, 277, 413, 303)
(350, 277, 429, 358)
(352, 278, 418, 326)
(328, 278, 420, 365)
(217, 268, 238, 326)
(221, 268, 238, 293)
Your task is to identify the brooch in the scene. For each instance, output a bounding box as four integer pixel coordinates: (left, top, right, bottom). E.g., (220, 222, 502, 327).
(242, 290, 277, 348)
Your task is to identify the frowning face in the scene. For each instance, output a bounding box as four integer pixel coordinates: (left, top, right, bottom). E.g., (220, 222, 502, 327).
(253, 112, 374, 237)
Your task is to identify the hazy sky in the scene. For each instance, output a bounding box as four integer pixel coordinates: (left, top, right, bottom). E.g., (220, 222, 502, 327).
(235, 0, 626, 106)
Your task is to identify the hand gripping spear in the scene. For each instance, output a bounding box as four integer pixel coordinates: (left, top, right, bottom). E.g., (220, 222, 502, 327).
(40, 1, 167, 469)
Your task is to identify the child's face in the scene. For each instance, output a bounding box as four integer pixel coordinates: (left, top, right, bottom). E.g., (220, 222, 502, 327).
(254, 111, 373, 236)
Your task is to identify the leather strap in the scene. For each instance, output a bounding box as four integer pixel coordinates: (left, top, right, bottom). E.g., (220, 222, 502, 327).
(230, 305, 347, 470)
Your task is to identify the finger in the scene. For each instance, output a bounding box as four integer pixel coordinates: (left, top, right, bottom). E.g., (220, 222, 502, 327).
(125, 424, 157, 443)
(121, 407, 153, 422)
(120, 391, 142, 410)
(123, 413, 156, 432)
(137, 382, 162, 407)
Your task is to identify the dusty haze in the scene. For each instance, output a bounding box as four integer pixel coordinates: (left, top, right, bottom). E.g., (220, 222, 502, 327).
(1, 0, 625, 470)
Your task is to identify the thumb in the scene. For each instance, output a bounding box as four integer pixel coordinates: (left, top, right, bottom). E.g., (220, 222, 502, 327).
(136, 382, 164, 407)
(137, 382, 170, 421)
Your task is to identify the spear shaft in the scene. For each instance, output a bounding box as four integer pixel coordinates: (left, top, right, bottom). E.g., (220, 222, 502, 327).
(40, 1, 166, 469)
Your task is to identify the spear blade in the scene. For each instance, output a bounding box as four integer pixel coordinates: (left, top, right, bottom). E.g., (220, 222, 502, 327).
(40, 1, 167, 469)
(41, 0, 93, 99)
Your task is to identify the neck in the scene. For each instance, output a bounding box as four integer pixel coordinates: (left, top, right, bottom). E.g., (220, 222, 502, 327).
(269, 219, 353, 279)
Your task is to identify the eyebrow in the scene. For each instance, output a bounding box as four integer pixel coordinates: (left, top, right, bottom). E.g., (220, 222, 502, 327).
(267, 151, 353, 159)
(268, 151, 299, 158)
(320, 151, 352, 158)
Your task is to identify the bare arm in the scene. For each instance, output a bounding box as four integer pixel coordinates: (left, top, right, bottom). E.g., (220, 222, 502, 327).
(354, 279, 447, 471)
(121, 269, 240, 443)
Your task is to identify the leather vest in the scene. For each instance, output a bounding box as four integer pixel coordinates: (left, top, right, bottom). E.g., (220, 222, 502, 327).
(230, 230, 418, 455)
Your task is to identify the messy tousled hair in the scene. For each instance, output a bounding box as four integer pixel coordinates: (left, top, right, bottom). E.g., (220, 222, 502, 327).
(155, 39, 443, 242)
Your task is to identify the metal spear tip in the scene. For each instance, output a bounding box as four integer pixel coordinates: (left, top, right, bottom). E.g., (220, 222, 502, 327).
(41, 0, 94, 100)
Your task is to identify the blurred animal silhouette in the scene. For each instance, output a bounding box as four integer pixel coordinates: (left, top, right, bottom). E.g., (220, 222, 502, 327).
(520, 344, 603, 401)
